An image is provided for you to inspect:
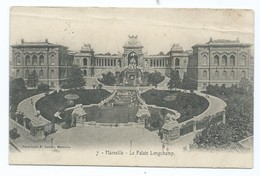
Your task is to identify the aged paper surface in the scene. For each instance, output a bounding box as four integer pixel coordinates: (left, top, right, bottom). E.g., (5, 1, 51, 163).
(9, 7, 254, 167)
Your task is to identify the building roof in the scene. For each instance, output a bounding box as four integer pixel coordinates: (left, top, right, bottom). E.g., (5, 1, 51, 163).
(123, 35, 143, 48)
(30, 116, 49, 127)
(171, 43, 184, 53)
(94, 54, 122, 58)
(192, 38, 251, 48)
(80, 44, 94, 53)
(11, 39, 68, 48)
(162, 121, 178, 131)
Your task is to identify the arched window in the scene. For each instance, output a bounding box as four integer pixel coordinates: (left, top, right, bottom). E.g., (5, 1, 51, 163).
(50, 70, 55, 78)
(214, 55, 219, 66)
(83, 70, 87, 76)
(16, 55, 21, 65)
(242, 70, 246, 77)
(50, 55, 55, 65)
(25, 70, 29, 78)
(222, 55, 227, 66)
(231, 70, 235, 79)
(32, 55, 37, 65)
(215, 70, 219, 79)
(241, 55, 247, 66)
(39, 55, 44, 65)
(16, 70, 20, 78)
(203, 70, 207, 78)
(230, 55, 235, 66)
(83, 58, 88, 66)
(175, 58, 180, 66)
(25, 55, 30, 65)
(39, 70, 44, 78)
(202, 55, 208, 65)
(223, 71, 227, 79)
(144, 60, 148, 67)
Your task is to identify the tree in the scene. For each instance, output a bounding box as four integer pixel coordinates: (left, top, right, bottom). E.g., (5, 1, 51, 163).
(147, 72, 165, 86)
(10, 78, 27, 111)
(65, 65, 86, 88)
(239, 77, 251, 89)
(100, 71, 115, 86)
(192, 83, 253, 150)
(192, 122, 232, 150)
(10, 78, 27, 96)
(27, 70, 38, 88)
(167, 70, 182, 90)
(225, 96, 253, 142)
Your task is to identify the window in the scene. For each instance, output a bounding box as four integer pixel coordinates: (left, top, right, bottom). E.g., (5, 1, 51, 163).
(241, 55, 247, 66)
(39, 70, 44, 78)
(16, 70, 20, 78)
(84, 70, 87, 76)
(51, 82, 55, 87)
(25, 55, 30, 65)
(50, 55, 55, 65)
(83, 58, 88, 66)
(223, 71, 227, 79)
(175, 58, 180, 66)
(50, 70, 55, 78)
(39, 55, 44, 65)
(214, 55, 220, 66)
(202, 55, 208, 65)
(203, 70, 207, 78)
(16, 55, 21, 65)
(25, 70, 29, 78)
(242, 70, 246, 77)
(222, 55, 227, 66)
(32, 55, 37, 65)
(231, 70, 235, 79)
(215, 71, 219, 79)
(230, 55, 235, 66)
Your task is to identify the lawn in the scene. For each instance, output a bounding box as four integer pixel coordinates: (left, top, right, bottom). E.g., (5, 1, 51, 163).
(35, 89, 111, 124)
(141, 89, 209, 123)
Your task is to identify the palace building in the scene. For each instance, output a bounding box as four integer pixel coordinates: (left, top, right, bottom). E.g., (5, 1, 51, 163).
(11, 36, 253, 90)
(187, 38, 252, 89)
(74, 35, 189, 79)
(11, 39, 73, 88)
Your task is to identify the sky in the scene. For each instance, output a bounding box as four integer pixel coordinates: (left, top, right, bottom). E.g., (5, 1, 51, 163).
(10, 7, 254, 55)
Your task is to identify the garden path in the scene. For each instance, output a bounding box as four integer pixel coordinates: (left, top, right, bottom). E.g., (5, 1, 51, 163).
(16, 92, 61, 130)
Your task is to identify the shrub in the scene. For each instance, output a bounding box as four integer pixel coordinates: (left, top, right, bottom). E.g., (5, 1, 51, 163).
(37, 83, 50, 92)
